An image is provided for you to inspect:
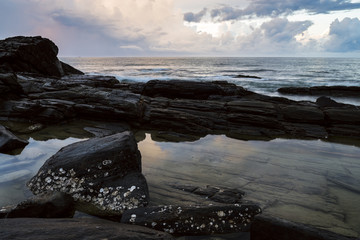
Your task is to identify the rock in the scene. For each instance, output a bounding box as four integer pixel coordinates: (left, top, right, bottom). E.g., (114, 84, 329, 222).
(141, 80, 252, 99)
(0, 124, 28, 154)
(0, 218, 174, 240)
(0, 36, 83, 77)
(172, 184, 245, 204)
(0, 73, 23, 97)
(324, 108, 360, 124)
(121, 204, 261, 235)
(278, 86, 360, 97)
(280, 105, 325, 124)
(316, 96, 349, 108)
(27, 132, 149, 218)
(1, 37, 360, 143)
(234, 74, 261, 79)
(5, 191, 75, 218)
(250, 215, 356, 240)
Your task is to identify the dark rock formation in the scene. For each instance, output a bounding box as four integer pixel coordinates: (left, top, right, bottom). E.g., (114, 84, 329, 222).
(0, 36, 83, 77)
(0, 124, 28, 154)
(172, 184, 245, 204)
(5, 191, 75, 218)
(1, 36, 360, 144)
(0, 218, 174, 240)
(27, 132, 149, 218)
(251, 215, 357, 240)
(234, 74, 261, 79)
(141, 80, 252, 100)
(0, 73, 24, 97)
(121, 204, 261, 235)
(316, 96, 348, 108)
(278, 86, 360, 97)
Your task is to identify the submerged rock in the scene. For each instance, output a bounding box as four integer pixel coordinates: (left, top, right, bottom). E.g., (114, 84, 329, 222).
(27, 132, 149, 218)
(251, 215, 356, 240)
(0, 124, 28, 154)
(121, 204, 261, 235)
(172, 184, 245, 204)
(234, 74, 261, 79)
(0, 218, 174, 240)
(5, 191, 75, 218)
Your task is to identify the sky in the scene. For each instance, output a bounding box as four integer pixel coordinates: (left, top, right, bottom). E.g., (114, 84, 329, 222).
(1, 0, 360, 57)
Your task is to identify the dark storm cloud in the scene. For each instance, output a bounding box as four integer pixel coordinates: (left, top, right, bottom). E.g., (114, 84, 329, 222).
(325, 17, 360, 52)
(183, 8, 207, 22)
(195, 0, 360, 22)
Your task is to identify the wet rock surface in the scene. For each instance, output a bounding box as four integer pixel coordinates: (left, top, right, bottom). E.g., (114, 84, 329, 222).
(0, 124, 28, 154)
(278, 86, 360, 97)
(251, 215, 357, 240)
(121, 204, 261, 235)
(0, 218, 174, 240)
(172, 184, 245, 204)
(27, 132, 149, 218)
(4, 191, 75, 218)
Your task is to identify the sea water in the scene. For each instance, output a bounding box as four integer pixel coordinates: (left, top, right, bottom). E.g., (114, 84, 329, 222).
(61, 57, 360, 105)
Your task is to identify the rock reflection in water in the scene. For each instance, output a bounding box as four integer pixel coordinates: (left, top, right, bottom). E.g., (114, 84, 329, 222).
(0, 137, 83, 206)
(139, 133, 360, 238)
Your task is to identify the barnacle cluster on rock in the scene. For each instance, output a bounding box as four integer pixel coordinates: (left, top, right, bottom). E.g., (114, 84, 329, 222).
(121, 204, 262, 235)
(27, 166, 148, 214)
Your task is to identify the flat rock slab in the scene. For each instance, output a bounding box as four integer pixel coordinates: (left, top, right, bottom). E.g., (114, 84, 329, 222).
(121, 204, 261, 235)
(251, 215, 357, 240)
(0, 218, 174, 240)
(171, 184, 245, 204)
(4, 191, 75, 218)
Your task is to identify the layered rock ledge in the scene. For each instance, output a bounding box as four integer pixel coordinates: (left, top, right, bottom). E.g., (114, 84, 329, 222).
(278, 86, 360, 98)
(1, 37, 360, 150)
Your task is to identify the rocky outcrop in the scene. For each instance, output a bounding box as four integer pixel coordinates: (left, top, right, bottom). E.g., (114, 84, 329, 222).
(0, 218, 174, 240)
(0, 36, 359, 144)
(121, 204, 261, 235)
(0, 124, 28, 154)
(141, 80, 252, 99)
(1, 74, 360, 143)
(234, 74, 261, 79)
(0, 36, 83, 77)
(251, 215, 357, 240)
(27, 132, 149, 218)
(3, 191, 75, 218)
(278, 86, 360, 97)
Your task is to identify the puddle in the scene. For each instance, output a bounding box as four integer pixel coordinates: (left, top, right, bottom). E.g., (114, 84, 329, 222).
(0, 124, 359, 237)
(139, 134, 360, 237)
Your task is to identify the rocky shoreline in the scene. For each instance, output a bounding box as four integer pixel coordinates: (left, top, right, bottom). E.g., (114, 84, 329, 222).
(1, 36, 359, 239)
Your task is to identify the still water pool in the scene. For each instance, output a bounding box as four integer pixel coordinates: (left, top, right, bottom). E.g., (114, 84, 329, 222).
(0, 127, 359, 237)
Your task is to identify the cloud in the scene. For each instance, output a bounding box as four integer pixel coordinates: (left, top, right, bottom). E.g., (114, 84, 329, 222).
(0, 0, 216, 56)
(208, 0, 360, 21)
(325, 17, 360, 52)
(236, 18, 313, 54)
(184, 8, 207, 22)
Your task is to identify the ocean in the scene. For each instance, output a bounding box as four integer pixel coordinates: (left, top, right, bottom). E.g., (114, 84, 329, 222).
(61, 57, 360, 105)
